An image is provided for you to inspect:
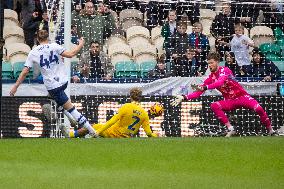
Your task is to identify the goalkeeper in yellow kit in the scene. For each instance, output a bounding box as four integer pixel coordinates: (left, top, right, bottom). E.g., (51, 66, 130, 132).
(61, 88, 163, 138)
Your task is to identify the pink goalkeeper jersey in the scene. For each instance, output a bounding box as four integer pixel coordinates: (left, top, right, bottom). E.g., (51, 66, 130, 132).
(185, 66, 248, 100)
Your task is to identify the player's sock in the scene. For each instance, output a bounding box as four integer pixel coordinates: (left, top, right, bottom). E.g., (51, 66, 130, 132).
(63, 110, 76, 122)
(69, 130, 80, 138)
(225, 122, 234, 131)
(228, 126, 234, 131)
(63, 110, 73, 121)
(63, 110, 78, 127)
(69, 130, 74, 138)
(59, 124, 70, 138)
(224, 122, 236, 137)
(68, 107, 97, 135)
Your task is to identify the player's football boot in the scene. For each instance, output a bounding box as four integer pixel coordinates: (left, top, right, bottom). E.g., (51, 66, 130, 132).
(59, 124, 70, 138)
(267, 129, 278, 136)
(88, 127, 99, 138)
(225, 129, 236, 137)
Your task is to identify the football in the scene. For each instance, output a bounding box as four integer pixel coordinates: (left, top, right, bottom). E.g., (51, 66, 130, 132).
(149, 103, 164, 117)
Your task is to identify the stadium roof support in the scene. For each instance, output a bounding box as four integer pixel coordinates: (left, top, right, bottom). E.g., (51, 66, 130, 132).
(64, 0, 71, 126)
(0, 0, 4, 137)
(64, 0, 71, 97)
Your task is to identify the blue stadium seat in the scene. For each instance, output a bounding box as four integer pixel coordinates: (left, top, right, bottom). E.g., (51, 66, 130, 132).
(259, 43, 282, 57)
(266, 54, 282, 62)
(274, 61, 284, 76)
(13, 62, 33, 79)
(274, 27, 284, 46)
(2, 61, 13, 79)
(140, 61, 156, 78)
(115, 61, 139, 78)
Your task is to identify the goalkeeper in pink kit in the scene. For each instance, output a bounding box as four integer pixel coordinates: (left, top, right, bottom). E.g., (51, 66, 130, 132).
(171, 52, 275, 137)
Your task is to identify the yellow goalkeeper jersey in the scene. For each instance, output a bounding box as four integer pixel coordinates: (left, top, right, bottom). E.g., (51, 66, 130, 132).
(93, 102, 157, 138)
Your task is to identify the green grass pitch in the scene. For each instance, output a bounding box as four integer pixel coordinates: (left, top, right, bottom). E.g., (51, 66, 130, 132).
(0, 137, 283, 189)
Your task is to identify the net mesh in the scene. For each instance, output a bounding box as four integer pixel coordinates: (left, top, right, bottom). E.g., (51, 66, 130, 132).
(1, 1, 284, 137)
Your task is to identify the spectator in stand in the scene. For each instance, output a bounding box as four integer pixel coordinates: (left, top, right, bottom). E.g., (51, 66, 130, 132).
(72, 0, 98, 9)
(148, 54, 172, 79)
(224, 52, 246, 77)
(15, 1, 22, 21)
(219, 24, 255, 69)
(188, 22, 210, 76)
(171, 21, 189, 60)
(71, 2, 82, 23)
(161, 10, 177, 70)
(262, 0, 284, 31)
(19, 0, 47, 23)
(4, 0, 13, 9)
(156, 1, 172, 26)
(72, 1, 115, 53)
(275, 0, 283, 13)
(175, 1, 200, 25)
(142, 1, 171, 29)
(211, 2, 249, 60)
(161, 10, 177, 51)
(38, 11, 49, 31)
(71, 25, 79, 44)
(231, 0, 260, 29)
(106, 0, 139, 15)
(173, 47, 199, 77)
(144, 1, 159, 29)
(23, 10, 49, 49)
(246, 48, 281, 81)
(97, 2, 116, 39)
(72, 41, 114, 82)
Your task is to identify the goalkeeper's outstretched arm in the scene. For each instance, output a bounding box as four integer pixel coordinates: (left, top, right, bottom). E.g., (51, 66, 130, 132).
(171, 77, 212, 107)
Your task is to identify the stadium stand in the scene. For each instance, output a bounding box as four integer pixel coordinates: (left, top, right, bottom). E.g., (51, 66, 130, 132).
(105, 33, 127, 48)
(2, 61, 13, 79)
(2, 1, 284, 81)
(13, 61, 33, 79)
(3, 26, 25, 44)
(140, 61, 157, 78)
(4, 9, 19, 26)
(108, 43, 133, 65)
(119, 9, 143, 31)
(259, 43, 283, 61)
(199, 9, 216, 36)
(274, 61, 284, 76)
(250, 26, 275, 47)
(5, 42, 30, 65)
(115, 60, 139, 78)
(126, 25, 151, 49)
(151, 26, 164, 52)
(151, 26, 162, 42)
(133, 44, 156, 64)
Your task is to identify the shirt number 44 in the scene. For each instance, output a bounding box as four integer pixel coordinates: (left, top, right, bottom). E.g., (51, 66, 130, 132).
(40, 51, 59, 68)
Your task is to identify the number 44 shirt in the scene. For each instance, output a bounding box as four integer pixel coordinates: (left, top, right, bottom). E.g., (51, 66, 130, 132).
(25, 43, 67, 90)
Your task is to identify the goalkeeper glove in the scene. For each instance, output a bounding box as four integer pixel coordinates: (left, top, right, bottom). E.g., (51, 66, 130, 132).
(170, 95, 184, 107)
